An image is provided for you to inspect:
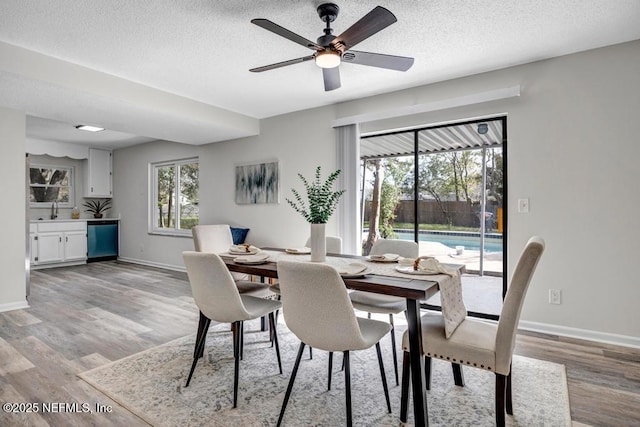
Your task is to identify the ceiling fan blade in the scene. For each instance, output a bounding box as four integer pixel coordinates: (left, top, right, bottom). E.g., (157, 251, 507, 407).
(331, 6, 397, 51)
(322, 67, 341, 91)
(250, 55, 315, 73)
(251, 19, 323, 51)
(342, 50, 414, 71)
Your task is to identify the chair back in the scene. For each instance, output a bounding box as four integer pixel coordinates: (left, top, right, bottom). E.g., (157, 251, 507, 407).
(192, 224, 233, 253)
(182, 251, 251, 323)
(495, 236, 545, 373)
(370, 239, 419, 258)
(304, 236, 343, 254)
(277, 260, 365, 351)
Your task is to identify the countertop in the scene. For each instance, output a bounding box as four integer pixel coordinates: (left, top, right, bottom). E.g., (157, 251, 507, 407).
(31, 216, 121, 223)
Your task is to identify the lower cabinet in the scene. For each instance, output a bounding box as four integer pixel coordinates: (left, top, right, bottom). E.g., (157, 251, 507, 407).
(32, 221, 87, 267)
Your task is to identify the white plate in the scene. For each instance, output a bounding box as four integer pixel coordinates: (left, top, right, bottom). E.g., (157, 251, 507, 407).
(367, 254, 400, 263)
(395, 265, 440, 275)
(233, 254, 270, 264)
(285, 247, 311, 254)
(337, 262, 370, 278)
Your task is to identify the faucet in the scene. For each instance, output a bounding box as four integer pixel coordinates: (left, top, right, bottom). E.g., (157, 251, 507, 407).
(50, 201, 58, 220)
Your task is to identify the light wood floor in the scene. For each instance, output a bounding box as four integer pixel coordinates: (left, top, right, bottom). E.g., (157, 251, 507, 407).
(1, 261, 638, 426)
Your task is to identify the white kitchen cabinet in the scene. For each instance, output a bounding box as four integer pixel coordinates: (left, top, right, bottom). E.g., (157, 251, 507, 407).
(84, 148, 112, 198)
(32, 221, 87, 267)
(37, 232, 64, 264)
(64, 231, 88, 261)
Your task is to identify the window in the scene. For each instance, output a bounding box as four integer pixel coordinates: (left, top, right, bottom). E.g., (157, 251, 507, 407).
(150, 158, 199, 235)
(29, 165, 74, 206)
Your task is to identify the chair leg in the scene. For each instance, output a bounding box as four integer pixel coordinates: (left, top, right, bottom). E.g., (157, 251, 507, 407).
(233, 320, 242, 408)
(400, 351, 411, 423)
(424, 356, 432, 391)
(240, 321, 244, 360)
(268, 312, 282, 375)
(186, 316, 211, 387)
(194, 311, 210, 359)
(495, 373, 507, 427)
(277, 342, 306, 427)
(375, 342, 392, 414)
(389, 313, 399, 386)
(506, 368, 513, 415)
(328, 352, 334, 390)
(344, 350, 352, 427)
(452, 362, 465, 387)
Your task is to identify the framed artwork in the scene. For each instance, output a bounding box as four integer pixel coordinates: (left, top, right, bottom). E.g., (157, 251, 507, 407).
(235, 161, 279, 204)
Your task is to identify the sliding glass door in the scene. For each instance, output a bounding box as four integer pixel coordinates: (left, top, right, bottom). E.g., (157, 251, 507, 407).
(361, 117, 507, 318)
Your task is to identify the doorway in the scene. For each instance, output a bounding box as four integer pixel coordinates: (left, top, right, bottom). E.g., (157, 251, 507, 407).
(360, 117, 507, 319)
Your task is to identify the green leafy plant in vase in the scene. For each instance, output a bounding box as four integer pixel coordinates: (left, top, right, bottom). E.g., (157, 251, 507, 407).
(286, 166, 345, 261)
(83, 199, 112, 219)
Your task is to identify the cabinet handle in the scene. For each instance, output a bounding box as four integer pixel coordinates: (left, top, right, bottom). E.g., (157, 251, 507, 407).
(59, 237, 62, 243)
(66, 236, 68, 242)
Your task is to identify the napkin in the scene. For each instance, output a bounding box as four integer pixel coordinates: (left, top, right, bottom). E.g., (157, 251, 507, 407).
(415, 257, 456, 276)
(335, 262, 368, 275)
(229, 244, 259, 254)
(234, 252, 269, 263)
(369, 253, 400, 262)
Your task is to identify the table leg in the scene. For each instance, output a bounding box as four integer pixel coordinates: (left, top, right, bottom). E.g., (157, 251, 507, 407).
(406, 298, 428, 426)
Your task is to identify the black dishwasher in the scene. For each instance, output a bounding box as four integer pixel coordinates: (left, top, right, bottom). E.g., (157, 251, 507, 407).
(87, 220, 119, 261)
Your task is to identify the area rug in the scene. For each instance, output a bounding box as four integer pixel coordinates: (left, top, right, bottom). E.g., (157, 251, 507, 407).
(79, 322, 571, 426)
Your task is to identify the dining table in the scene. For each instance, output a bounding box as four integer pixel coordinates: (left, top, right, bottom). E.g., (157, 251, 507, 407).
(217, 248, 462, 427)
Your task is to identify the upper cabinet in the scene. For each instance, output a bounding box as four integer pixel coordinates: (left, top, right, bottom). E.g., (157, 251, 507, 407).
(84, 148, 112, 198)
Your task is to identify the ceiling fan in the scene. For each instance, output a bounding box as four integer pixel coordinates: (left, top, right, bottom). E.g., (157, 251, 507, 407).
(249, 3, 414, 91)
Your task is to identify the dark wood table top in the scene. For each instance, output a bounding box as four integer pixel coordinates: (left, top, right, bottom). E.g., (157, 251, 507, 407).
(220, 249, 443, 301)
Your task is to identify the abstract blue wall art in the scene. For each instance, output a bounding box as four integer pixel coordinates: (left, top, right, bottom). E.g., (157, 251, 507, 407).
(235, 161, 279, 204)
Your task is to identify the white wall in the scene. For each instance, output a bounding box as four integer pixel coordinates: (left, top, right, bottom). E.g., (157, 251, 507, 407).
(112, 140, 200, 268)
(113, 40, 640, 344)
(0, 107, 27, 311)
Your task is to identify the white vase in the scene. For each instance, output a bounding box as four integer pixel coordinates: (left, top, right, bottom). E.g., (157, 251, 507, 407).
(309, 223, 326, 262)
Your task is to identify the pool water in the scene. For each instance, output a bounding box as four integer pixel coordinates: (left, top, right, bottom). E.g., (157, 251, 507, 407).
(392, 230, 503, 253)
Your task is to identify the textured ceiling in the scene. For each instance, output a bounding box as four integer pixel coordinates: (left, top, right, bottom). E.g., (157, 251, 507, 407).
(1, 0, 639, 148)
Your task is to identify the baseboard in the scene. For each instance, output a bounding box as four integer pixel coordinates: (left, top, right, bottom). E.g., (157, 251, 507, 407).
(519, 320, 640, 349)
(0, 300, 30, 313)
(117, 257, 186, 273)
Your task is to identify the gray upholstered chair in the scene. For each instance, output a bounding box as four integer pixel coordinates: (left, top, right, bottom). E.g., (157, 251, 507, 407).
(192, 224, 272, 297)
(304, 235, 343, 254)
(271, 235, 344, 359)
(276, 260, 392, 427)
(349, 238, 419, 385)
(182, 251, 283, 408)
(399, 236, 545, 426)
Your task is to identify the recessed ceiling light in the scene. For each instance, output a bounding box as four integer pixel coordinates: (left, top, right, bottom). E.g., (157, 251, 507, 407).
(75, 125, 105, 132)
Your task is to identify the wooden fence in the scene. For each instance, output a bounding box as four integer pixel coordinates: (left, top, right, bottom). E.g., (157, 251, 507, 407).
(363, 200, 499, 229)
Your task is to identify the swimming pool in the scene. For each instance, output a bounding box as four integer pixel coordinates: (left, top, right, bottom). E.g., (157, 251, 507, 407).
(389, 230, 503, 253)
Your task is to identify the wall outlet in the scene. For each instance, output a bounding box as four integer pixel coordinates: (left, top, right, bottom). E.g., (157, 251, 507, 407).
(518, 198, 530, 213)
(549, 289, 562, 305)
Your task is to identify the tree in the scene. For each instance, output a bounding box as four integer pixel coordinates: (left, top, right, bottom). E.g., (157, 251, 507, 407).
(364, 159, 383, 254)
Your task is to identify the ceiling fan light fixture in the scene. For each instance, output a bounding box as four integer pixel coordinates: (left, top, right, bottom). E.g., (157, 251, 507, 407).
(315, 50, 341, 68)
(75, 124, 105, 132)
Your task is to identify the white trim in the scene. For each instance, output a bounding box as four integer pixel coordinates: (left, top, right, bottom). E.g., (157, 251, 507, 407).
(331, 86, 521, 128)
(117, 256, 186, 273)
(0, 300, 30, 313)
(519, 320, 640, 349)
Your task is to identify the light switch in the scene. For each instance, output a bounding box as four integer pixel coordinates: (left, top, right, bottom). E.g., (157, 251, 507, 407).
(518, 198, 530, 213)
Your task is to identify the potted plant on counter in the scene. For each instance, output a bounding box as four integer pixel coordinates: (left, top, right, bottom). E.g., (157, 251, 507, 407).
(286, 166, 345, 262)
(83, 199, 112, 219)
